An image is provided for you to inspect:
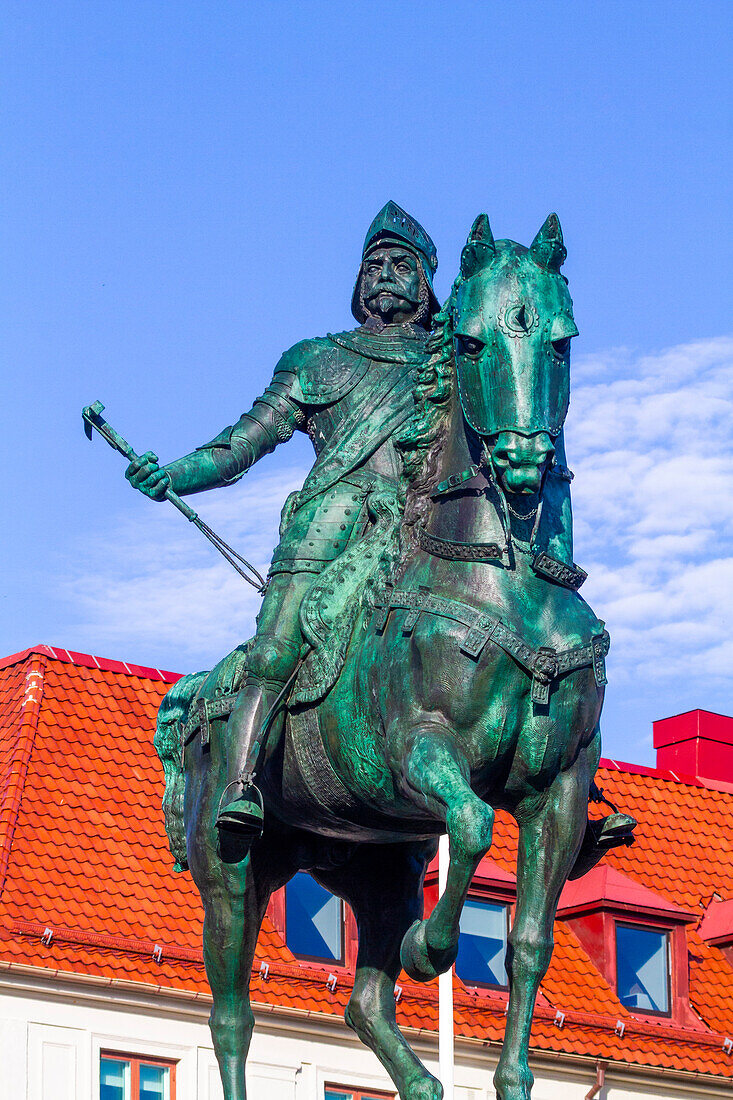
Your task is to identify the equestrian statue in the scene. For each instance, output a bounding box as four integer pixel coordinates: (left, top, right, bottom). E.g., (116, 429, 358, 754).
(124, 204, 636, 1100)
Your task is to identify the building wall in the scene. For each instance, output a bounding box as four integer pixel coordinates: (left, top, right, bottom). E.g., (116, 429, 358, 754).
(0, 973, 727, 1100)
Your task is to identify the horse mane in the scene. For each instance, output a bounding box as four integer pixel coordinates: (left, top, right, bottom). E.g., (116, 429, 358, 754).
(393, 286, 458, 569)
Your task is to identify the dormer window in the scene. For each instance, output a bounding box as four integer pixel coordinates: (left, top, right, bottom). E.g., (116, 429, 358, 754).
(615, 923, 670, 1013)
(285, 872, 344, 963)
(557, 864, 700, 1029)
(456, 898, 509, 987)
(423, 856, 516, 991)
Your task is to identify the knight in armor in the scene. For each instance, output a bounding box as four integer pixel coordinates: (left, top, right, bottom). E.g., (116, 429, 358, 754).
(125, 201, 441, 842)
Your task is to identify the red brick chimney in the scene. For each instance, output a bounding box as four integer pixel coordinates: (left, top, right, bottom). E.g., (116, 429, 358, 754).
(654, 710, 733, 784)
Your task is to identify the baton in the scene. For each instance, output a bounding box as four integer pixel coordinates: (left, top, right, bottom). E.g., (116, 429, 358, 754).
(82, 401, 267, 593)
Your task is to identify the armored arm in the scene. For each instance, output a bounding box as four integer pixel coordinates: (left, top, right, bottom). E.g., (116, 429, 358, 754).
(162, 363, 307, 497)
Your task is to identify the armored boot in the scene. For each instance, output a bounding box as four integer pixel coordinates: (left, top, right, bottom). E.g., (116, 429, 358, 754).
(215, 676, 285, 841)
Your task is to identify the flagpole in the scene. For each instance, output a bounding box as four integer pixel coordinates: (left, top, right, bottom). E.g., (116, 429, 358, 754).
(438, 833, 454, 1100)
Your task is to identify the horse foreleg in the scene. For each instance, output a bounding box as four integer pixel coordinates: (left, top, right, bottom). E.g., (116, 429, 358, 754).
(495, 752, 592, 1100)
(396, 722, 494, 982)
(317, 841, 442, 1100)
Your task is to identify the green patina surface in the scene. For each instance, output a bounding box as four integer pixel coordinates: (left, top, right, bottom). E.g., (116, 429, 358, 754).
(107, 204, 637, 1100)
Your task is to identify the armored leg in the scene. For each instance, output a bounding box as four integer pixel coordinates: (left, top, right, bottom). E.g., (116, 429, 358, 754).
(216, 571, 315, 840)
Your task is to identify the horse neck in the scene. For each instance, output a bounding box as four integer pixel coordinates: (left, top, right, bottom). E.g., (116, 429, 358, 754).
(427, 389, 506, 547)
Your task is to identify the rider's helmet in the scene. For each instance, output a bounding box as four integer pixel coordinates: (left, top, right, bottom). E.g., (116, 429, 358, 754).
(351, 200, 440, 325)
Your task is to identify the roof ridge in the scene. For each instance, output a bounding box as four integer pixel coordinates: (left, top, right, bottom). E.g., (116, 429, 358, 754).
(0, 645, 180, 685)
(600, 756, 733, 794)
(0, 653, 47, 897)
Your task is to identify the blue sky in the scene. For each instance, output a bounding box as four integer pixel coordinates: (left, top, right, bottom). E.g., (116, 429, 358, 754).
(3, 2, 731, 764)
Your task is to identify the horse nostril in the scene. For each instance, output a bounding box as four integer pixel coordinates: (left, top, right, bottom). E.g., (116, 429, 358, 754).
(492, 432, 554, 469)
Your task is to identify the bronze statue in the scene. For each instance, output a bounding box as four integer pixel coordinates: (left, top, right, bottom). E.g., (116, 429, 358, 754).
(90, 205, 637, 1100)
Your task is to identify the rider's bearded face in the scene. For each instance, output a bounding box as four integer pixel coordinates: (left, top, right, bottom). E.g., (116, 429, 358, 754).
(361, 246, 423, 324)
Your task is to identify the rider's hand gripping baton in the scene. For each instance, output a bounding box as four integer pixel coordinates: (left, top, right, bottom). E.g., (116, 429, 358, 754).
(82, 401, 267, 593)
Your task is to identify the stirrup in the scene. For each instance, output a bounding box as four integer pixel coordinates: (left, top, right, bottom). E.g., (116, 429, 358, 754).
(215, 780, 265, 839)
(591, 811, 637, 847)
(568, 811, 637, 880)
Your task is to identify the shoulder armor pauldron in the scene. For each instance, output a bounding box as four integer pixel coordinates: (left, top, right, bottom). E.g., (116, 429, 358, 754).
(294, 336, 371, 405)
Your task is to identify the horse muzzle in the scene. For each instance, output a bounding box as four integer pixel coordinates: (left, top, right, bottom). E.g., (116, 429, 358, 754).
(489, 430, 555, 495)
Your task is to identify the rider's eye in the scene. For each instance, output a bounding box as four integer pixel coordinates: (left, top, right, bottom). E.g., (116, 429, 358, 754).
(455, 335, 485, 358)
(551, 337, 571, 358)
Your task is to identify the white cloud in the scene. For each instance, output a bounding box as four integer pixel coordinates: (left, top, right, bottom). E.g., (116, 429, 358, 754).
(64, 337, 733, 697)
(568, 335, 733, 688)
(65, 465, 307, 670)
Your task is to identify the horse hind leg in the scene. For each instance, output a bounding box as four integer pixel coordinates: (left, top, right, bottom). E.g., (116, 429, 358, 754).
(316, 841, 442, 1100)
(186, 720, 300, 1100)
(395, 721, 494, 983)
(494, 750, 593, 1100)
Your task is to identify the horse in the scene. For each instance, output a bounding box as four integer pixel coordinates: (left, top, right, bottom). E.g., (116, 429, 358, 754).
(158, 213, 609, 1100)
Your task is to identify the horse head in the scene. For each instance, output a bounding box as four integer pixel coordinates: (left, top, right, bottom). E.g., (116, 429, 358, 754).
(453, 212, 578, 495)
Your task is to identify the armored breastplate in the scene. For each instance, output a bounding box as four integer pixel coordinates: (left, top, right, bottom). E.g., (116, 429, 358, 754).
(297, 325, 429, 406)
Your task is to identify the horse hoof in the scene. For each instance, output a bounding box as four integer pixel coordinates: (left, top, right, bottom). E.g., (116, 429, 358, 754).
(400, 920, 457, 983)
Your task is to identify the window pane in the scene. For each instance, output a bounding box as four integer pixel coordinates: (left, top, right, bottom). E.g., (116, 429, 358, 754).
(100, 1058, 130, 1100)
(616, 924, 669, 1013)
(456, 898, 508, 986)
(325, 1090, 353, 1100)
(139, 1063, 169, 1100)
(286, 872, 343, 960)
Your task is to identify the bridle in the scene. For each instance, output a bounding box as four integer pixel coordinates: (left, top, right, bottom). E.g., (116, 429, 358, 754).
(418, 437, 585, 591)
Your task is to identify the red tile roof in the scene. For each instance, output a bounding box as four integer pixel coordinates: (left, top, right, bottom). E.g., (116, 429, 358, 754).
(557, 864, 697, 922)
(1, 645, 732, 1080)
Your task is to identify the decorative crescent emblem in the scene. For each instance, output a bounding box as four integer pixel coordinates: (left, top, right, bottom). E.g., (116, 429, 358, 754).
(499, 301, 539, 338)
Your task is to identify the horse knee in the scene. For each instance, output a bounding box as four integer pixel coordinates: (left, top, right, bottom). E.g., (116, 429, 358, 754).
(494, 1059, 534, 1100)
(345, 993, 371, 1038)
(446, 799, 494, 861)
(246, 635, 301, 684)
(209, 1004, 254, 1058)
(507, 926, 553, 980)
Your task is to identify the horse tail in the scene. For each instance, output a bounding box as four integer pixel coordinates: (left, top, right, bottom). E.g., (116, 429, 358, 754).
(154, 670, 209, 872)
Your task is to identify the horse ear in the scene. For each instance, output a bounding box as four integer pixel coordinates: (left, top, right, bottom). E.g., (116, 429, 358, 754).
(530, 213, 567, 272)
(460, 214, 496, 278)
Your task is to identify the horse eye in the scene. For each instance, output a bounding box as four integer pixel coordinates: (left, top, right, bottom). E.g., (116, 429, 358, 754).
(552, 337, 571, 357)
(456, 335, 485, 358)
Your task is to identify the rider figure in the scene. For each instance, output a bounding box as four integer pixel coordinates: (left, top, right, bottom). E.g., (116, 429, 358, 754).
(126, 201, 440, 843)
